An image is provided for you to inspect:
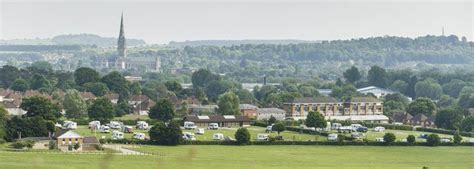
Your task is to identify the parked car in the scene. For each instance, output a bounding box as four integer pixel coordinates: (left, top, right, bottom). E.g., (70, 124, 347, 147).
(419, 134, 429, 139)
(375, 138, 384, 142)
(99, 125, 110, 133)
(184, 121, 197, 130)
(112, 131, 124, 140)
(331, 123, 342, 130)
(133, 133, 147, 140)
(213, 133, 225, 140)
(356, 127, 368, 133)
(195, 128, 205, 135)
(208, 123, 219, 130)
(63, 121, 77, 130)
(89, 121, 101, 130)
(374, 126, 385, 132)
(256, 134, 269, 141)
(183, 132, 196, 141)
(327, 133, 338, 141)
(136, 121, 149, 130)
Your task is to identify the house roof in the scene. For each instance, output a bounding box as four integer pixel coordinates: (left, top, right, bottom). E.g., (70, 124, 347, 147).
(83, 137, 100, 144)
(184, 115, 250, 123)
(80, 92, 96, 100)
(104, 93, 119, 100)
(287, 97, 339, 104)
(392, 112, 413, 122)
(55, 129, 83, 139)
(130, 95, 150, 102)
(239, 104, 258, 110)
(256, 108, 286, 114)
(411, 114, 435, 122)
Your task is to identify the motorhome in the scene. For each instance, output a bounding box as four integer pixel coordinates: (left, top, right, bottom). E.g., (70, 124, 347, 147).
(327, 133, 338, 141)
(63, 121, 77, 130)
(208, 123, 219, 130)
(195, 128, 205, 135)
(183, 132, 196, 140)
(184, 121, 197, 130)
(256, 134, 269, 141)
(133, 133, 146, 140)
(109, 121, 122, 129)
(374, 126, 385, 132)
(337, 126, 354, 133)
(136, 121, 149, 130)
(89, 121, 101, 130)
(112, 131, 124, 140)
(331, 123, 342, 130)
(212, 133, 224, 140)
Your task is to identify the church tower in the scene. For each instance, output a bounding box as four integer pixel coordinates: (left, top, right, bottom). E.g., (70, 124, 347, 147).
(117, 12, 126, 58)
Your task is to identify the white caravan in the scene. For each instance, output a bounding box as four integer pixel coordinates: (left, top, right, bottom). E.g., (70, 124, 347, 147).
(184, 121, 197, 130)
(213, 133, 225, 140)
(112, 131, 124, 140)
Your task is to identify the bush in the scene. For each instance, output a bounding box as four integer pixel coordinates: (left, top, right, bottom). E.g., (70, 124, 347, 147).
(11, 142, 26, 149)
(453, 131, 462, 144)
(407, 135, 416, 144)
(416, 127, 474, 137)
(426, 134, 440, 146)
(235, 128, 251, 145)
(73, 143, 80, 150)
(149, 121, 183, 145)
(48, 140, 57, 150)
(383, 133, 396, 144)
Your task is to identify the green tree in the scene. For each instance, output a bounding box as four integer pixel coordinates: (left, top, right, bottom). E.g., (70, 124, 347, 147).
(437, 95, 456, 108)
(115, 101, 130, 117)
(383, 133, 396, 144)
(165, 81, 182, 93)
(235, 128, 251, 145)
(29, 61, 53, 75)
(460, 116, 474, 132)
(73, 143, 80, 150)
(5, 116, 54, 141)
(101, 71, 130, 100)
(442, 79, 467, 98)
(235, 89, 255, 104)
(30, 74, 51, 90)
(149, 99, 175, 122)
(205, 80, 235, 102)
(20, 96, 61, 122)
(368, 65, 387, 87)
(129, 82, 142, 95)
(426, 134, 440, 146)
(406, 97, 436, 116)
(434, 108, 463, 130)
(268, 116, 277, 125)
(343, 66, 361, 83)
(458, 86, 474, 109)
(0, 65, 20, 88)
(87, 97, 115, 123)
(272, 123, 286, 135)
(148, 121, 183, 145)
(83, 82, 109, 97)
(74, 67, 99, 86)
(415, 79, 442, 100)
(389, 80, 408, 93)
(63, 89, 88, 119)
(407, 135, 416, 144)
(453, 131, 462, 144)
(10, 78, 29, 92)
(191, 69, 220, 88)
(305, 111, 327, 128)
(216, 92, 240, 115)
(0, 106, 8, 141)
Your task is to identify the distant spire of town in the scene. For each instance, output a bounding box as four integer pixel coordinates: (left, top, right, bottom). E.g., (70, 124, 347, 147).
(118, 12, 126, 58)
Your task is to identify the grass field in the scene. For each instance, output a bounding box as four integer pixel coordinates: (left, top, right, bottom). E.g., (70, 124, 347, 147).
(0, 145, 472, 169)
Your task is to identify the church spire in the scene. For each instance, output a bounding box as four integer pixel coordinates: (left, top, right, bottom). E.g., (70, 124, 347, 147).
(117, 12, 126, 58)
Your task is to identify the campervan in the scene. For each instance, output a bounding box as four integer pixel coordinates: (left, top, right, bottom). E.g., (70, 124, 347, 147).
(350, 124, 363, 130)
(122, 125, 133, 133)
(213, 133, 225, 140)
(183, 132, 196, 140)
(374, 126, 385, 132)
(133, 133, 146, 140)
(109, 121, 122, 129)
(63, 121, 77, 130)
(89, 121, 101, 130)
(99, 125, 110, 133)
(351, 132, 363, 141)
(184, 121, 197, 130)
(257, 134, 269, 141)
(112, 131, 124, 140)
(136, 121, 149, 130)
(208, 123, 219, 130)
(195, 128, 205, 135)
(327, 133, 338, 141)
(337, 126, 354, 133)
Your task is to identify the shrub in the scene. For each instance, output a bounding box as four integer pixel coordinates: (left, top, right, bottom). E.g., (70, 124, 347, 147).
(416, 127, 474, 137)
(11, 142, 26, 149)
(383, 133, 396, 144)
(73, 143, 80, 150)
(426, 134, 440, 146)
(272, 123, 286, 135)
(453, 131, 462, 144)
(407, 135, 416, 144)
(235, 128, 251, 145)
(48, 140, 57, 150)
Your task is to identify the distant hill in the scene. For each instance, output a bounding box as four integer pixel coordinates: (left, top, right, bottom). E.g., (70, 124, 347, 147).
(168, 39, 318, 47)
(0, 34, 146, 47)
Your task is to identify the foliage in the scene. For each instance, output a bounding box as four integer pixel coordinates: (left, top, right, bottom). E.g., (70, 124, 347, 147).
(63, 89, 88, 119)
(415, 79, 442, 100)
(73, 143, 80, 150)
(101, 71, 130, 100)
(148, 121, 183, 145)
(453, 131, 462, 144)
(235, 128, 251, 145)
(74, 67, 99, 86)
(216, 92, 240, 115)
(10, 78, 29, 92)
(426, 134, 440, 146)
(368, 66, 387, 87)
(87, 97, 115, 123)
(305, 111, 327, 128)
(164, 81, 182, 93)
(272, 123, 286, 135)
(460, 116, 474, 132)
(268, 116, 277, 125)
(383, 133, 396, 144)
(191, 69, 221, 88)
(407, 135, 416, 144)
(20, 96, 61, 122)
(83, 82, 109, 96)
(148, 99, 175, 122)
(406, 97, 436, 116)
(343, 66, 361, 83)
(434, 108, 463, 130)
(5, 116, 54, 141)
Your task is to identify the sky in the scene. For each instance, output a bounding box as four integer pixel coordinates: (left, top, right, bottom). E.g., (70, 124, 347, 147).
(0, 0, 473, 44)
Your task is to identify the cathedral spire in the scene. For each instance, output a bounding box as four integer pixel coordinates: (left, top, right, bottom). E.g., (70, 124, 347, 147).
(117, 12, 126, 58)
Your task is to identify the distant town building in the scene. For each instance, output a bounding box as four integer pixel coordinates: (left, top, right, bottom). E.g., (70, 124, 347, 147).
(256, 108, 286, 121)
(239, 104, 258, 119)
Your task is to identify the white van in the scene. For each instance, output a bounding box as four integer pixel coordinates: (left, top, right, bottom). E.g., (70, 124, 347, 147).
(89, 121, 101, 130)
(327, 133, 338, 141)
(208, 123, 219, 130)
(112, 131, 124, 140)
(195, 128, 205, 135)
(133, 133, 146, 140)
(257, 134, 269, 141)
(213, 133, 225, 140)
(63, 121, 77, 130)
(374, 126, 385, 132)
(184, 121, 197, 130)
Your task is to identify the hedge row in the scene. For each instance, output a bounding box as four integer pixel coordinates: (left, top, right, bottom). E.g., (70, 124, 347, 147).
(415, 127, 474, 137)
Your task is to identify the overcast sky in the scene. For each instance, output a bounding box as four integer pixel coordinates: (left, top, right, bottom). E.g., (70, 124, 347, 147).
(0, 0, 472, 44)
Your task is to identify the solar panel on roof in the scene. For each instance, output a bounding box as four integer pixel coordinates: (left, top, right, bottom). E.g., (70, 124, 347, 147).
(223, 115, 235, 119)
(197, 116, 210, 119)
